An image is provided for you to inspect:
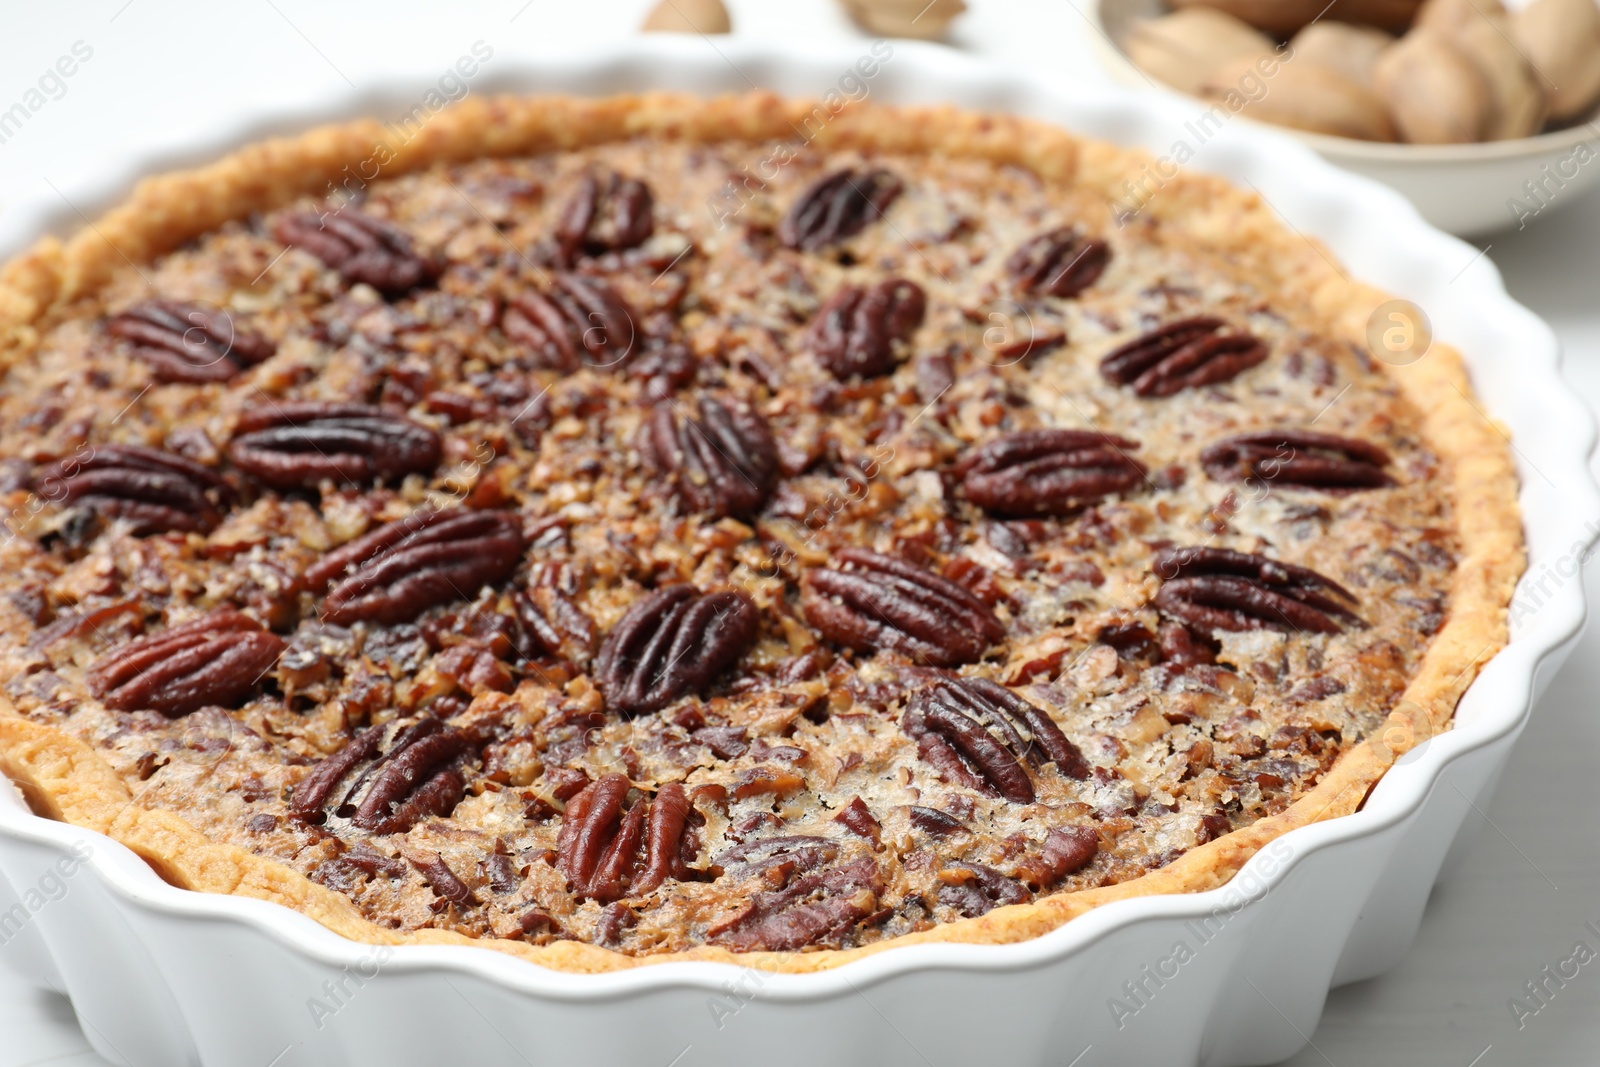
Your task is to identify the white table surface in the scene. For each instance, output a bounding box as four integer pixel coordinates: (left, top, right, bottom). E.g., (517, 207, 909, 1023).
(1, 2, 1598, 1064)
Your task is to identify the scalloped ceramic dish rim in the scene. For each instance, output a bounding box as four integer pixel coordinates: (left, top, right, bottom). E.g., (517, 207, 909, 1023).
(1086, 0, 1600, 164)
(0, 37, 1592, 1003)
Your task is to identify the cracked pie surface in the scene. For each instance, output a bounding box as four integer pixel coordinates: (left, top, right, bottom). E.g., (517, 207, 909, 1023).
(0, 94, 1522, 973)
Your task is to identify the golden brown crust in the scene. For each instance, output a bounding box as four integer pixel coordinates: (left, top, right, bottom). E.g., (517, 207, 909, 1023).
(0, 92, 1523, 974)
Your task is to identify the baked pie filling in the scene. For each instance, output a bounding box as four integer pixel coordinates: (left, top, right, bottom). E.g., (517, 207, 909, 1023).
(0, 96, 1521, 969)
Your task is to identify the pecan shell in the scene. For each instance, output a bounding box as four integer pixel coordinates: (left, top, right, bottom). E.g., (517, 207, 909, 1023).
(956, 429, 1147, 517)
(227, 402, 442, 489)
(778, 168, 903, 252)
(37, 444, 232, 535)
(556, 775, 695, 901)
(594, 585, 758, 716)
(1100, 317, 1269, 397)
(273, 210, 439, 297)
(306, 507, 525, 626)
(903, 675, 1088, 803)
(107, 300, 275, 384)
(802, 279, 926, 380)
(87, 609, 285, 717)
(555, 170, 654, 264)
(1152, 547, 1364, 634)
(644, 395, 779, 519)
(1200, 430, 1395, 490)
(502, 273, 638, 371)
(1005, 227, 1110, 299)
(800, 549, 1004, 667)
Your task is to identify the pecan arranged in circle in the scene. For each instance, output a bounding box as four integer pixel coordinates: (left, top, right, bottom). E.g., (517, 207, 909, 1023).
(595, 585, 758, 716)
(644, 395, 779, 519)
(1153, 547, 1363, 634)
(709, 856, 884, 951)
(956, 429, 1147, 517)
(1006, 227, 1110, 299)
(227, 402, 442, 490)
(87, 609, 284, 718)
(502, 273, 638, 371)
(557, 775, 695, 901)
(304, 507, 525, 626)
(107, 300, 275, 384)
(802, 279, 926, 380)
(778, 168, 903, 252)
(291, 716, 468, 835)
(1100, 317, 1270, 397)
(800, 548, 1004, 667)
(555, 170, 654, 264)
(273, 209, 439, 297)
(903, 675, 1088, 803)
(37, 444, 233, 535)
(1200, 429, 1395, 490)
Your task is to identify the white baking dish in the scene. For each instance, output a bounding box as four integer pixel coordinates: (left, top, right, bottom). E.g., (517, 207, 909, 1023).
(0, 37, 1594, 1067)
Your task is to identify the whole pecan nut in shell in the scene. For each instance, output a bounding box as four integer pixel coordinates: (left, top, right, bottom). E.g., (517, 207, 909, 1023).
(594, 585, 758, 716)
(273, 209, 439, 297)
(1100, 317, 1270, 397)
(555, 170, 654, 264)
(502, 273, 638, 371)
(37, 444, 233, 535)
(903, 675, 1088, 803)
(1152, 547, 1363, 634)
(1200, 429, 1395, 490)
(778, 168, 904, 252)
(956, 429, 1147, 517)
(227, 402, 442, 490)
(305, 507, 526, 626)
(1006, 227, 1111, 299)
(87, 609, 285, 717)
(644, 395, 779, 519)
(557, 775, 695, 901)
(802, 279, 926, 380)
(107, 300, 275, 384)
(800, 548, 1004, 667)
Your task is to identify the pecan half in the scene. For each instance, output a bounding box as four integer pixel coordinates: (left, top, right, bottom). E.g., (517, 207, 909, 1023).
(938, 861, 1031, 918)
(411, 850, 476, 909)
(37, 444, 232, 535)
(304, 507, 525, 626)
(903, 675, 1087, 803)
(227, 402, 442, 489)
(644, 396, 779, 519)
(802, 279, 926, 380)
(710, 856, 884, 951)
(1153, 547, 1363, 634)
(292, 716, 469, 834)
(956, 429, 1146, 517)
(594, 585, 759, 716)
(557, 775, 695, 901)
(87, 609, 285, 717)
(1005, 227, 1110, 299)
(1200, 430, 1395, 490)
(107, 300, 275, 384)
(1099, 317, 1270, 397)
(800, 549, 1004, 667)
(555, 170, 653, 264)
(778, 168, 903, 252)
(502, 273, 637, 371)
(273, 210, 439, 297)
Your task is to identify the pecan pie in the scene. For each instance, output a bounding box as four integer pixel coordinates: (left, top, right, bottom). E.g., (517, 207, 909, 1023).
(0, 95, 1522, 973)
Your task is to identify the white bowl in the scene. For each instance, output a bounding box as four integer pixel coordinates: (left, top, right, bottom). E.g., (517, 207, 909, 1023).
(1090, 0, 1600, 237)
(0, 37, 1596, 1067)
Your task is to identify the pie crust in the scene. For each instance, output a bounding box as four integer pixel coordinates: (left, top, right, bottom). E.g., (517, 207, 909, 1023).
(0, 93, 1523, 973)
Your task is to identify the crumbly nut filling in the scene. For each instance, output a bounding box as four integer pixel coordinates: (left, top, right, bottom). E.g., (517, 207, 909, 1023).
(0, 137, 1457, 956)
